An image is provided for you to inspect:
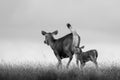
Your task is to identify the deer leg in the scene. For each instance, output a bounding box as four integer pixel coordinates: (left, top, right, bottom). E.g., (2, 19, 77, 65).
(80, 62, 85, 74)
(56, 55, 62, 69)
(57, 60, 62, 69)
(75, 54, 79, 67)
(80, 62, 85, 70)
(94, 60, 98, 69)
(91, 56, 98, 69)
(76, 59, 79, 67)
(66, 55, 73, 68)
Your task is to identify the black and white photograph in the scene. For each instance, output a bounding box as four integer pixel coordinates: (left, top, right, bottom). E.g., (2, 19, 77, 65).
(0, 0, 120, 80)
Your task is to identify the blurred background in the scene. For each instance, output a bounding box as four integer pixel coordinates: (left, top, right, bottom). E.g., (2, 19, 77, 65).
(0, 0, 120, 66)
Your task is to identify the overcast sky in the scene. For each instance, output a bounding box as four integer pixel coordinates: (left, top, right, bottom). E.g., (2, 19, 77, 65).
(0, 0, 120, 65)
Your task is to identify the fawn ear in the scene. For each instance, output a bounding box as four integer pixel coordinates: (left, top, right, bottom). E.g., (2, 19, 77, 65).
(52, 30, 58, 35)
(80, 46, 85, 49)
(41, 31, 47, 35)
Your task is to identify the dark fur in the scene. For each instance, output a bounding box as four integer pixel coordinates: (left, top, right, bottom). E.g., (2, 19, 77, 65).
(76, 47, 98, 69)
(53, 33, 74, 59)
(41, 30, 78, 68)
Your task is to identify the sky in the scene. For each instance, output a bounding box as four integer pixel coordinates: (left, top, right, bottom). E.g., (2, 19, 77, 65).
(0, 0, 120, 66)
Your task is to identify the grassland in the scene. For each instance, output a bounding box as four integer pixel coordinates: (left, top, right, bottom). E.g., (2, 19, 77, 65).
(0, 62, 120, 80)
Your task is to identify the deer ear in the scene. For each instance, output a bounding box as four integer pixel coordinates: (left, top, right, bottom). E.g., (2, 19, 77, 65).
(80, 46, 85, 49)
(52, 30, 58, 35)
(41, 31, 46, 35)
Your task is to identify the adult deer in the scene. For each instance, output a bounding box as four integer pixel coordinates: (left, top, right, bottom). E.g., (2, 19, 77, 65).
(41, 28, 75, 68)
(76, 46, 98, 70)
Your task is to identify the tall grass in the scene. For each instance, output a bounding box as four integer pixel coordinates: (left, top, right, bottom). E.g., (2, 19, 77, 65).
(0, 62, 120, 80)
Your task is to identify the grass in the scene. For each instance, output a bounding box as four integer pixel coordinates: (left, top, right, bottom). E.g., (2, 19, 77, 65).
(0, 62, 120, 80)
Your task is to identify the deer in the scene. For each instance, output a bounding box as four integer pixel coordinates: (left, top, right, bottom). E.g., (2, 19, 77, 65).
(76, 46, 98, 70)
(41, 25, 80, 68)
(67, 24, 98, 70)
(66, 23, 81, 67)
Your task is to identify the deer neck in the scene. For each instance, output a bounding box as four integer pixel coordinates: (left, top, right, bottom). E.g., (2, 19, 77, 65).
(48, 37, 56, 49)
(79, 50, 83, 55)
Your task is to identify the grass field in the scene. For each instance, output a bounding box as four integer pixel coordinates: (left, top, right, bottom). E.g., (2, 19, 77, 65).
(0, 62, 120, 80)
